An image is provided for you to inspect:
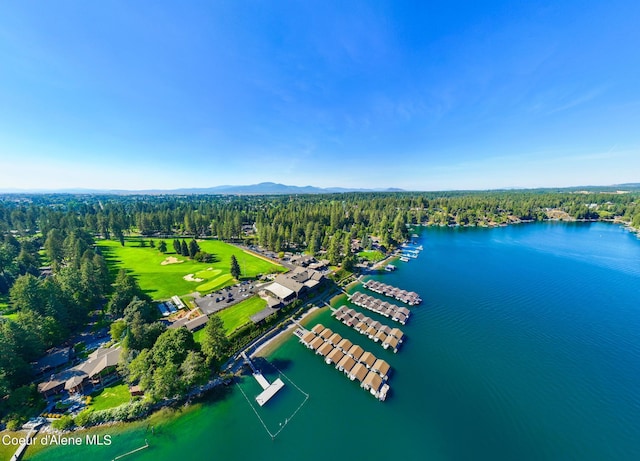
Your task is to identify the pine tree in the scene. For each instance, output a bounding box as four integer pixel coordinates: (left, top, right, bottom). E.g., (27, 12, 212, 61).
(188, 239, 200, 258)
(180, 240, 188, 256)
(230, 255, 241, 280)
(173, 239, 181, 254)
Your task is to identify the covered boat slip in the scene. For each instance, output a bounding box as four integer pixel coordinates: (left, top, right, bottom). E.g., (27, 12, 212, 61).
(348, 292, 410, 325)
(295, 324, 391, 401)
(331, 305, 405, 353)
(362, 279, 423, 306)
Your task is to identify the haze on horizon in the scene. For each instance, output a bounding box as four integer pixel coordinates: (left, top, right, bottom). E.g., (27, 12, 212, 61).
(1, 1, 639, 192)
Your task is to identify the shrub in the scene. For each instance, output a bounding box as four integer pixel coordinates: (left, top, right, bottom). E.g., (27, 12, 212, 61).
(6, 417, 23, 431)
(51, 415, 74, 431)
(74, 409, 92, 427)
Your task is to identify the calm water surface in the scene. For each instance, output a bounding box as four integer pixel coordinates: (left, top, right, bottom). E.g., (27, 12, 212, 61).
(27, 223, 640, 461)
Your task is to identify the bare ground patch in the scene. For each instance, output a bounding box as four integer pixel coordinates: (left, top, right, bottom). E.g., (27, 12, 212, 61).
(161, 256, 184, 265)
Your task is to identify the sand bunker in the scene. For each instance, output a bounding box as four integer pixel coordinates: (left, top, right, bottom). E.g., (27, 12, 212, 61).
(183, 273, 204, 282)
(161, 256, 184, 266)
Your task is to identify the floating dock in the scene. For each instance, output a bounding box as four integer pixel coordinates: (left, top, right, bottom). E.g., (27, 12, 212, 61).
(349, 292, 410, 325)
(331, 305, 405, 352)
(241, 352, 285, 406)
(297, 324, 390, 401)
(362, 280, 422, 305)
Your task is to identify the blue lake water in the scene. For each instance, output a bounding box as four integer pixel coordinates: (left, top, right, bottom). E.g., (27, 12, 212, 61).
(27, 222, 640, 461)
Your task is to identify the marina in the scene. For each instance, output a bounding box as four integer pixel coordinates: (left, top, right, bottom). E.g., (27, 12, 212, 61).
(296, 323, 390, 401)
(362, 280, 422, 305)
(331, 305, 405, 352)
(349, 291, 411, 325)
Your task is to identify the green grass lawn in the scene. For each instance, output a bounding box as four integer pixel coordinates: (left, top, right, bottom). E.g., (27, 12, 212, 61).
(217, 296, 267, 334)
(89, 383, 131, 411)
(0, 431, 23, 461)
(358, 250, 385, 262)
(192, 327, 207, 344)
(97, 238, 284, 300)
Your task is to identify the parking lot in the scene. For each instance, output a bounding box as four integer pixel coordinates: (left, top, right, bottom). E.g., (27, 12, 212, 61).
(194, 281, 258, 315)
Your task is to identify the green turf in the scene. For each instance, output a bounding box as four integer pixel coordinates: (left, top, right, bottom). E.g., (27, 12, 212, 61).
(196, 274, 234, 292)
(97, 238, 284, 300)
(217, 296, 267, 334)
(192, 327, 206, 344)
(194, 268, 222, 279)
(0, 431, 23, 461)
(89, 383, 131, 411)
(358, 250, 385, 262)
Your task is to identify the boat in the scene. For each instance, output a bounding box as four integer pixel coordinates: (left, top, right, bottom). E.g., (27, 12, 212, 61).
(384, 264, 396, 272)
(399, 257, 409, 262)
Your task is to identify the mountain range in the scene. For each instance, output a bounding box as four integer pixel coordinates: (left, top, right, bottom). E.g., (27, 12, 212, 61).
(0, 182, 405, 195)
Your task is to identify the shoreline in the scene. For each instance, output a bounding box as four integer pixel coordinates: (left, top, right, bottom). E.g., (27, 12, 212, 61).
(251, 305, 328, 358)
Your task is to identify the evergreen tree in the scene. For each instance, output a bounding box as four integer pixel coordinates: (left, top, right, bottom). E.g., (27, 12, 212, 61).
(173, 239, 181, 254)
(158, 241, 167, 253)
(180, 240, 188, 257)
(230, 255, 241, 280)
(188, 239, 200, 258)
(200, 315, 229, 369)
(106, 269, 148, 318)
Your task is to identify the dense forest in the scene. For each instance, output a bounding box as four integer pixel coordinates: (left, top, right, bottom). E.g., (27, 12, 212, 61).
(1, 189, 639, 428)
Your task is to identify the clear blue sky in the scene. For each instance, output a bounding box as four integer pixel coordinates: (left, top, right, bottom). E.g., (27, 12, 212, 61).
(1, 1, 639, 191)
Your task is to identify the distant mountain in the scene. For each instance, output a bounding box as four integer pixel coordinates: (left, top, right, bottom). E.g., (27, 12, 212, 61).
(0, 182, 405, 195)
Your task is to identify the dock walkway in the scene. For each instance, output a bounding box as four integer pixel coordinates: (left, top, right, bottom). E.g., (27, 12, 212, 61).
(241, 352, 285, 406)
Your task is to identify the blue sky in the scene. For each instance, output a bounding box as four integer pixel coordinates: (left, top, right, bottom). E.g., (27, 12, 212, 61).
(1, 0, 639, 191)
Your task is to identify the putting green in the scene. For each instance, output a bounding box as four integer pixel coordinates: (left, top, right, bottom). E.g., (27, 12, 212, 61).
(194, 268, 222, 279)
(196, 274, 234, 292)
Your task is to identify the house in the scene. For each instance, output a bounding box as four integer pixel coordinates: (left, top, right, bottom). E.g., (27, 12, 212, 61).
(37, 346, 122, 397)
(290, 254, 315, 267)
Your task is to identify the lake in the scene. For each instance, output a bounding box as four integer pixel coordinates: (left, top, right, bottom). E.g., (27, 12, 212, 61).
(26, 222, 640, 461)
